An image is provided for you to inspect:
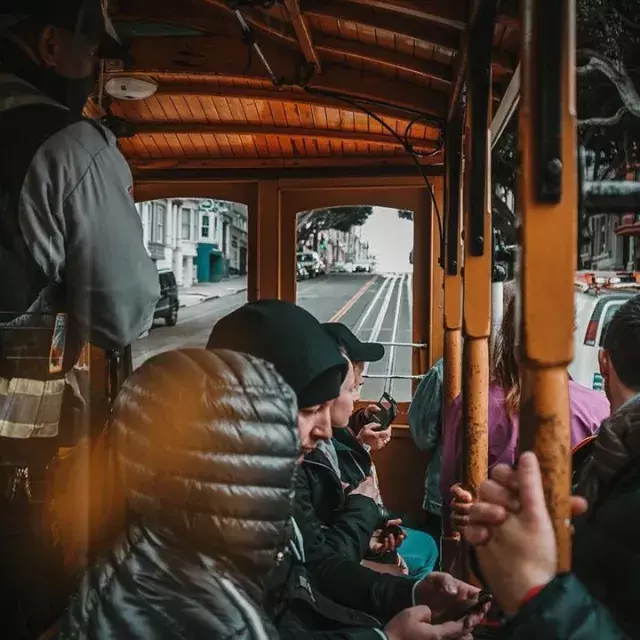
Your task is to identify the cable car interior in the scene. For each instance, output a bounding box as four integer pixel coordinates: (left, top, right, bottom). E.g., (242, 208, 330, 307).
(2, 0, 640, 638)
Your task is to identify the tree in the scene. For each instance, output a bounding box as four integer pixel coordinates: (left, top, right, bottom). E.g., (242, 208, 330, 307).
(297, 206, 373, 249)
(490, 0, 640, 250)
(397, 209, 414, 220)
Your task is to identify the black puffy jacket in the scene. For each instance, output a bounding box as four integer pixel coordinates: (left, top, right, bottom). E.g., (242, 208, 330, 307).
(57, 349, 300, 640)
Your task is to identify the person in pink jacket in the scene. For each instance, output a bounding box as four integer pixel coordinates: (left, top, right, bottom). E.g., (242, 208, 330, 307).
(441, 290, 610, 536)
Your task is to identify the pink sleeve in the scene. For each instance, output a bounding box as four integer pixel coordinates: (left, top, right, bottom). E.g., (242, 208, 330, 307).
(441, 395, 463, 537)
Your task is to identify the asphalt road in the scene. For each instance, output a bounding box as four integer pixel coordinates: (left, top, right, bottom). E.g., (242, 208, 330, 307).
(133, 272, 414, 401)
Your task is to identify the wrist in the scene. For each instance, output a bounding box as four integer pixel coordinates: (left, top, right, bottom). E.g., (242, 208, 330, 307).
(503, 573, 553, 616)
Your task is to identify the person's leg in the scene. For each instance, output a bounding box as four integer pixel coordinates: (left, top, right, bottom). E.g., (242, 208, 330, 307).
(399, 527, 438, 580)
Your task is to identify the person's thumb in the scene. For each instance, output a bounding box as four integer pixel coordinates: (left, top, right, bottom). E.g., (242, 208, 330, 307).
(435, 618, 467, 639)
(516, 452, 546, 516)
(408, 605, 433, 623)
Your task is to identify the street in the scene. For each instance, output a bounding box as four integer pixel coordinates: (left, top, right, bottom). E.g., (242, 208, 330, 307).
(133, 272, 414, 402)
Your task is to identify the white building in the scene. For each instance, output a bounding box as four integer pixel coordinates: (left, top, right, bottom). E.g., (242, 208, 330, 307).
(136, 198, 248, 286)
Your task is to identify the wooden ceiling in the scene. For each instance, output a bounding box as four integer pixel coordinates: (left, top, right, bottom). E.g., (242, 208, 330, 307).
(102, 0, 520, 180)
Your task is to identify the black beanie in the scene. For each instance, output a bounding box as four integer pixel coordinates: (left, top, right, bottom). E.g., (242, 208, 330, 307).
(207, 300, 347, 408)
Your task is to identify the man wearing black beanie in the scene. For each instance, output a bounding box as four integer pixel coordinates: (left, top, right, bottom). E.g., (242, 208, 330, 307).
(207, 300, 487, 640)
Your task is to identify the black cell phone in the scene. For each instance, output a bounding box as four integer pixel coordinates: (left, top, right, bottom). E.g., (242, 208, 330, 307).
(432, 591, 493, 625)
(378, 523, 403, 540)
(369, 392, 398, 432)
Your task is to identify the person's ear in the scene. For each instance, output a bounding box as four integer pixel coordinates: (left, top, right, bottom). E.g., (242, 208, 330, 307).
(598, 349, 610, 380)
(37, 25, 61, 68)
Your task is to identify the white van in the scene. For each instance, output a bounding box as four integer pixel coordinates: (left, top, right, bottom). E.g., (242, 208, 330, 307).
(570, 274, 640, 390)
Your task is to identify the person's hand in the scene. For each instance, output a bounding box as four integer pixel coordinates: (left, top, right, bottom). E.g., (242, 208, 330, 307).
(348, 475, 380, 502)
(358, 424, 392, 450)
(384, 605, 478, 640)
(364, 403, 381, 419)
(463, 461, 587, 545)
(369, 518, 405, 553)
(450, 484, 473, 532)
(463, 452, 587, 616)
(414, 572, 481, 623)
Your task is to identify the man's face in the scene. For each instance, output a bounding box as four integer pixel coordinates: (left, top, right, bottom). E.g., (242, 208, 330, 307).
(297, 401, 334, 460)
(38, 25, 99, 79)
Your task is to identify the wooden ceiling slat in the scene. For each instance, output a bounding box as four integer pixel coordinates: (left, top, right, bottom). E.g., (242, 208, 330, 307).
(200, 133, 221, 157)
(341, 0, 466, 30)
(149, 81, 442, 124)
(129, 123, 436, 151)
(169, 94, 197, 122)
(268, 101, 288, 127)
(183, 95, 208, 122)
(141, 134, 164, 158)
(301, 0, 460, 56)
(296, 103, 315, 129)
(200, 95, 222, 123)
(214, 133, 234, 157)
(283, 102, 303, 128)
(161, 96, 182, 121)
(225, 134, 245, 157)
(164, 133, 188, 157)
(130, 155, 441, 171)
(249, 134, 269, 158)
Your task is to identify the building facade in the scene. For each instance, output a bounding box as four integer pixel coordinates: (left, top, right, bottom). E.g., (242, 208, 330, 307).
(135, 198, 248, 286)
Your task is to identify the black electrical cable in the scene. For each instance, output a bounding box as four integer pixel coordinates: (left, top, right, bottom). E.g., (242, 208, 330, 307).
(305, 86, 445, 265)
(229, 4, 446, 263)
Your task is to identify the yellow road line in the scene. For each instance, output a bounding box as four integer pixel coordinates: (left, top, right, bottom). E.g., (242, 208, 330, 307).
(329, 276, 377, 323)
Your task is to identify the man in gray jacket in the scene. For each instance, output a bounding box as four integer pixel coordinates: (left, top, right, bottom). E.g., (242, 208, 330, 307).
(0, 1, 159, 636)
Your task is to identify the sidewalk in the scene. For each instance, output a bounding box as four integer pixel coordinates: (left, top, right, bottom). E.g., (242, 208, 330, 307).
(179, 276, 247, 308)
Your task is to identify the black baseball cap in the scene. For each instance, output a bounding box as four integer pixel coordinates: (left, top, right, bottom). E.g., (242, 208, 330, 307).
(322, 322, 385, 363)
(207, 300, 348, 409)
(0, 0, 130, 62)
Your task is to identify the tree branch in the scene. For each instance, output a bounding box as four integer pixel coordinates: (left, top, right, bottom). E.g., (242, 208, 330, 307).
(576, 49, 640, 118)
(579, 106, 628, 128)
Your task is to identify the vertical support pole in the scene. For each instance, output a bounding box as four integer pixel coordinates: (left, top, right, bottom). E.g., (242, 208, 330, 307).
(441, 98, 465, 569)
(412, 190, 433, 389)
(444, 100, 465, 412)
(255, 181, 281, 300)
(518, 0, 576, 572)
(461, 1, 497, 503)
(430, 178, 445, 368)
(280, 210, 298, 303)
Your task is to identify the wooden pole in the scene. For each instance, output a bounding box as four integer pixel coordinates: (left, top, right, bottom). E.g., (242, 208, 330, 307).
(517, 0, 577, 572)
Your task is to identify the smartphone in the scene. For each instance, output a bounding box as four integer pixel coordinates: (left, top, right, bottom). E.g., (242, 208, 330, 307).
(369, 392, 398, 432)
(378, 523, 403, 541)
(432, 591, 493, 625)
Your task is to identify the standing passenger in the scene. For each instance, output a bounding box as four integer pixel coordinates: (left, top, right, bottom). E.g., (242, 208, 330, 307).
(0, 2, 159, 637)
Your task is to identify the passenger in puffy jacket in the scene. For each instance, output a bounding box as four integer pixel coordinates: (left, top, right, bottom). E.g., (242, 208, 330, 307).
(58, 348, 300, 639)
(208, 300, 489, 640)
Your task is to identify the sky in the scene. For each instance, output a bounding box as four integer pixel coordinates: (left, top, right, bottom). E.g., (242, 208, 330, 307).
(359, 207, 413, 274)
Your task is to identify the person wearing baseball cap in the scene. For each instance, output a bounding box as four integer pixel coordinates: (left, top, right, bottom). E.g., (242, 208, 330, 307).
(322, 322, 391, 449)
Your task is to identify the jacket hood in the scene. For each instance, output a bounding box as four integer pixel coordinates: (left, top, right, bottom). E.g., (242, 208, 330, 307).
(207, 299, 347, 408)
(111, 348, 300, 581)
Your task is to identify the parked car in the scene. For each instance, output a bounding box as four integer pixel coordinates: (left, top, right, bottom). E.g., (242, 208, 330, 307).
(569, 272, 639, 390)
(331, 262, 347, 273)
(297, 251, 324, 278)
(296, 261, 308, 281)
(354, 262, 371, 273)
(154, 269, 179, 326)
